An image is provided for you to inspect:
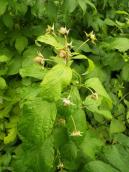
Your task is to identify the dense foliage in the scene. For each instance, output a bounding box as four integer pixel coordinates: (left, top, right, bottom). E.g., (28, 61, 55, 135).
(1, 0, 129, 171)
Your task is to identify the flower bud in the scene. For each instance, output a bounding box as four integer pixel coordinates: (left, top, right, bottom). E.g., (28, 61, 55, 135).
(59, 27, 69, 35)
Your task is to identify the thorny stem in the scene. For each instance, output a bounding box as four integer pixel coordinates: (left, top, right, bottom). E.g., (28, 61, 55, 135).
(64, 35, 68, 49)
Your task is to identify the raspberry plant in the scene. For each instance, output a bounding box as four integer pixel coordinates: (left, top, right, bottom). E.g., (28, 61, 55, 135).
(1, 0, 129, 172)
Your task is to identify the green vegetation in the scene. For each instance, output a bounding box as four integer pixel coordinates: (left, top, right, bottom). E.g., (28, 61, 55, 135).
(1, 0, 129, 171)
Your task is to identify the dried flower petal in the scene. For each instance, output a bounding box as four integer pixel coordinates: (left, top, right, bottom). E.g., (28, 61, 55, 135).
(70, 130, 83, 137)
(62, 98, 75, 106)
(57, 162, 64, 169)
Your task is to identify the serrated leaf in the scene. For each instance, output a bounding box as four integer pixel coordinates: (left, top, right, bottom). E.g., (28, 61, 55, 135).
(61, 141, 78, 161)
(19, 64, 46, 79)
(82, 160, 118, 172)
(113, 133, 129, 147)
(40, 64, 72, 101)
(13, 136, 54, 172)
(103, 144, 129, 172)
(18, 98, 57, 145)
(37, 34, 64, 49)
(80, 130, 103, 159)
(0, 0, 8, 16)
(15, 36, 28, 53)
(110, 119, 126, 134)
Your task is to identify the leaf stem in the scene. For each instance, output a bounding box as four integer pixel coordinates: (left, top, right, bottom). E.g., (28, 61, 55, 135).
(71, 115, 77, 131)
(76, 39, 89, 52)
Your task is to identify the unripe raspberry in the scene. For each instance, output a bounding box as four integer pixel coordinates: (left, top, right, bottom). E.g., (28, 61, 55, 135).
(59, 49, 68, 59)
(33, 56, 44, 65)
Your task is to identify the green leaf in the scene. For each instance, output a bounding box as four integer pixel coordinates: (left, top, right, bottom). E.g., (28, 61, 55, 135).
(64, 0, 78, 13)
(86, 64, 108, 82)
(60, 142, 79, 171)
(67, 108, 87, 135)
(84, 95, 112, 120)
(113, 134, 129, 147)
(61, 141, 78, 161)
(2, 14, 13, 29)
(20, 64, 46, 79)
(80, 130, 103, 159)
(70, 86, 82, 107)
(57, 86, 82, 117)
(109, 38, 129, 52)
(110, 119, 126, 134)
(121, 63, 129, 81)
(0, 55, 9, 62)
(14, 3, 27, 16)
(116, 10, 129, 15)
(104, 18, 116, 26)
(72, 54, 94, 74)
(0, 154, 11, 167)
(37, 34, 64, 49)
(103, 144, 129, 172)
(85, 77, 112, 106)
(82, 160, 118, 172)
(53, 127, 68, 148)
(45, 1, 57, 21)
(85, 0, 96, 10)
(127, 111, 129, 123)
(7, 56, 22, 75)
(13, 136, 54, 172)
(0, 77, 7, 89)
(31, 0, 45, 17)
(15, 36, 28, 53)
(72, 39, 92, 52)
(4, 127, 17, 144)
(78, 0, 87, 14)
(0, 0, 8, 16)
(18, 98, 57, 145)
(40, 64, 72, 101)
